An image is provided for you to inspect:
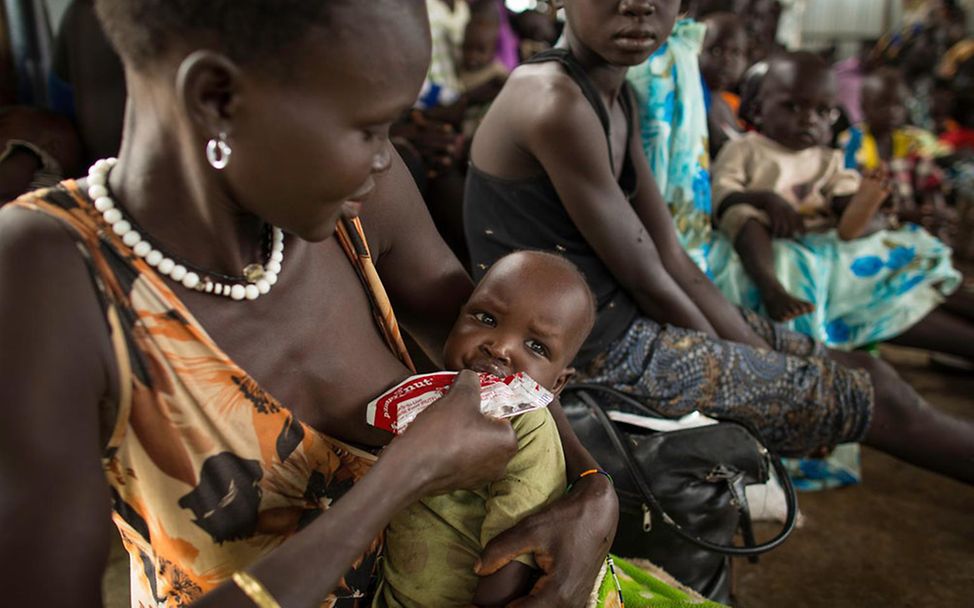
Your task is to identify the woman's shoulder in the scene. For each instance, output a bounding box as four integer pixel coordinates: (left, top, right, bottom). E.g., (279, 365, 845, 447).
(499, 63, 597, 135)
(1, 187, 86, 256)
(505, 62, 582, 105)
(0, 188, 115, 385)
(0, 184, 105, 264)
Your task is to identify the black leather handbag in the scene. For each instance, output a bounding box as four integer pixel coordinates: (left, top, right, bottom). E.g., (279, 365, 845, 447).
(562, 384, 799, 604)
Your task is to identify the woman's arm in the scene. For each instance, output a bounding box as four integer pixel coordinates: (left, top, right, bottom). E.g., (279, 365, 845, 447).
(0, 207, 517, 608)
(0, 209, 118, 607)
(626, 112, 772, 350)
(366, 152, 475, 367)
(200, 372, 517, 608)
(518, 75, 718, 337)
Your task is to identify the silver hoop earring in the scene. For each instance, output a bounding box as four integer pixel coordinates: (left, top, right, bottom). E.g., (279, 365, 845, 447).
(206, 132, 232, 170)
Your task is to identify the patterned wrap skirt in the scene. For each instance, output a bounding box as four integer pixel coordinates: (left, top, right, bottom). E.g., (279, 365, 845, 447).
(578, 308, 874, 456)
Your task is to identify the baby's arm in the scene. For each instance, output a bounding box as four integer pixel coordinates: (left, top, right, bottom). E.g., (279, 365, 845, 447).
(837, 168, 892, 240)
(712, 138, 805, 237)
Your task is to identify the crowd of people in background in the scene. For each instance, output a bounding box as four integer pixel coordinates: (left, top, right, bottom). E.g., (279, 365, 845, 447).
(5, 0, 974, 283)
(392, 0, 974, 360)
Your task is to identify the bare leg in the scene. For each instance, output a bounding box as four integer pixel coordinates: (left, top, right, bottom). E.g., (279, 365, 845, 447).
(940, 288, 974, 324)
(888, 308, 974, 361)
(734, 220, 815, 322)
(830, 350, 974, 483)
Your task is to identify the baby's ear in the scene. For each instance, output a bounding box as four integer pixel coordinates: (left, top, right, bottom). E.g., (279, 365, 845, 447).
(753, 100, 768, 128)
(552, 367, 576, 395)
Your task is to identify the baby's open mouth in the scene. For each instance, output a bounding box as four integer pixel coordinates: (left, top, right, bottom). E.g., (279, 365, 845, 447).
(467, 358, 512, 379)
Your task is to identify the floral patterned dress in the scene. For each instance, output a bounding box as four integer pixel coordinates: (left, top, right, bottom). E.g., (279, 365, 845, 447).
(11, 183, 414, 607)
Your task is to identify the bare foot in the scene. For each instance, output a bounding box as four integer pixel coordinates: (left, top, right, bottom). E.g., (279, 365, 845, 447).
(761, 286, 815, 321)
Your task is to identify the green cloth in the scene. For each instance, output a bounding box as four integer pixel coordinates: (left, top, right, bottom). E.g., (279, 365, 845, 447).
(594, 557, 728, 608)
(375, 408, 566, 607)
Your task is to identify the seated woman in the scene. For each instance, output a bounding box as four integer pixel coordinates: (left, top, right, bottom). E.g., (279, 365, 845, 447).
(464, 0, 974, 486)
(0, 1, 620, 605)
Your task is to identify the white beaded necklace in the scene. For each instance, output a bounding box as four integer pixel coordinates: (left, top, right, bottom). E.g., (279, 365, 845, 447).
(87, 158, 285, 301)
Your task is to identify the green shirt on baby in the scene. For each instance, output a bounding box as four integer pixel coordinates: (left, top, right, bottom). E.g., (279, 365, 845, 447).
(374, 408, 566, 607)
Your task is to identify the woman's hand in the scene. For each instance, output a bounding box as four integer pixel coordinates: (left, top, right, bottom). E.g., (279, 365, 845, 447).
(475, 473, 619, 607)
(394, 370, 518, 497)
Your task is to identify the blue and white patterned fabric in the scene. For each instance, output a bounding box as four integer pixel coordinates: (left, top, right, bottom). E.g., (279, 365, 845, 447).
(627, 19, 713, 274)
(707, 226, 960, 349)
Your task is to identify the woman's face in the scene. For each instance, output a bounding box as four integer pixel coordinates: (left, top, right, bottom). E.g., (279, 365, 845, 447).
(221, 5, 428, 242)
(564, 0, 680, 67)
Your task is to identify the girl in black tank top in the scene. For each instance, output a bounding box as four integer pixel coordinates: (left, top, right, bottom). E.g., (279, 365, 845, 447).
(464, 49, 640, 366)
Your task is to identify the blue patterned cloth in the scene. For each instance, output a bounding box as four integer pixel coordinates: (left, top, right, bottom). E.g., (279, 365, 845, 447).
(627, 19, 713, 274)
(707, 226, 960, 349)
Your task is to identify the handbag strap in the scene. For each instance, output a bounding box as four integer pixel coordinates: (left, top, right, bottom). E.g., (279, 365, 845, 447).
(566, 385, 798, 557)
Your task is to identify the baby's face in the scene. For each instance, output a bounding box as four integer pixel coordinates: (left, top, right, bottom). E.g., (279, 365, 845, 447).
(759, 65, 837, 150)
(444, 258, 590, 393)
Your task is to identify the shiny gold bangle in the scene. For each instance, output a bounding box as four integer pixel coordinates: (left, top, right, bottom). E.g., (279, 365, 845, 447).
(231, 571, 282, 608)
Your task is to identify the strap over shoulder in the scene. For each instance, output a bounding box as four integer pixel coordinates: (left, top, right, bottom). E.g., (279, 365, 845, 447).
(335, 216, 416, 373)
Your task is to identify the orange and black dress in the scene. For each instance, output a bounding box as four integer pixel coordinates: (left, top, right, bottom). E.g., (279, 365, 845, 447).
(10, 182, 414, 607)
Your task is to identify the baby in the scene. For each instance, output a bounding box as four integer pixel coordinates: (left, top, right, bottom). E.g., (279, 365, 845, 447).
(712, 51, 889, 321)
(375, 250, 597, 608)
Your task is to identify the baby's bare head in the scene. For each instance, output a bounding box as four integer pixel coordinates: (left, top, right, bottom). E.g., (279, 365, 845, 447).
(444, 251, 596, 393)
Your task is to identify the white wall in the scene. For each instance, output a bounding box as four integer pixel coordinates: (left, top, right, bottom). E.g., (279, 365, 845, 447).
(44, 0, 70, 28)
(799, 0, 893, 44)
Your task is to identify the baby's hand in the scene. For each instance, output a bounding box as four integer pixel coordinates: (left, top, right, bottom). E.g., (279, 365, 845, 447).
(857, 168, 893, 205)
(838, 169, 894, 240)
(756, 192, 805, 237)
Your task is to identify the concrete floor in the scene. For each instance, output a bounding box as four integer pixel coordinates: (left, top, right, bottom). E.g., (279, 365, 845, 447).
(101, 346, 973, 608)
(734, 345, 974, 608)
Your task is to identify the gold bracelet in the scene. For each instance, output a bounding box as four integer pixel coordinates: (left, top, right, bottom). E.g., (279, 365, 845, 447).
(231, 571, 282, 608)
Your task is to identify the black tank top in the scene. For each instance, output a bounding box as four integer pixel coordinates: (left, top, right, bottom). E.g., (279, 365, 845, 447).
(464, 48, 639, 366)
